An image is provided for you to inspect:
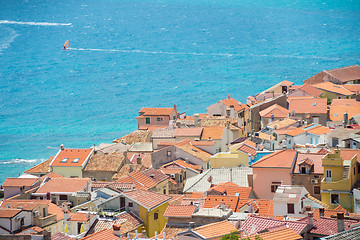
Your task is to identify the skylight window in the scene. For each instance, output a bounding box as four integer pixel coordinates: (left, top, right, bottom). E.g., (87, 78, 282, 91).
(312, 103, 317, 106)
(72, 158, 80, 163)
(60, 158, 68, 163)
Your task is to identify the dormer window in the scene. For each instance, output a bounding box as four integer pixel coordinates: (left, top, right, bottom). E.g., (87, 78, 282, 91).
(301, 166, 307, 174)
(60, 158, 68, 163)
(72, 158, 80, 163)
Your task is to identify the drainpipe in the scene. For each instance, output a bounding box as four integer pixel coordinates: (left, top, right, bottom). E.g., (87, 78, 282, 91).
(146, 210, 149, 237)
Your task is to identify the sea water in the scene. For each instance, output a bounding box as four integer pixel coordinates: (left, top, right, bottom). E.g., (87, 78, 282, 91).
(1, 0, 359, 183)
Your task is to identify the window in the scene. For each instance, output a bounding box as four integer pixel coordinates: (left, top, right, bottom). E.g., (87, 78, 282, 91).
(301, 167, 307, 174)
(60, 158, 68, 163)
(145, 117, 150, 124)
(157, 117, 163, 122)
(163, 189, 166, 194)
(180, 174, 183, 183)
(331, 194, 339, 204)
(59, 195, 68, 201)
(314, 186, 320, 194)
(313, 117, 319, 124)
(287, 203, 295, 214)
(72, 158, 80, 163)
(128, 202, 133, 208)
(326, 170, 332, 178)
(271, 184, 280, 193)
(154, 212, 158, 220)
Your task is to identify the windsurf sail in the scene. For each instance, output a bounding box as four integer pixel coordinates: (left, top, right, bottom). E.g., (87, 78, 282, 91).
(63, 40, 69, 49)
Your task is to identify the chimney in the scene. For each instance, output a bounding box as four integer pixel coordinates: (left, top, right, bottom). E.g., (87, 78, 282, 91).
(113, 224, 121, 237)
(137, 156, 142, 165)
(337, 212, 345, 233)
(319, 207, 325, 217)
(194, 114, 199, 127)
(343, 112, 348, 127)
(60, 144, 64, 150)
(228, 94, 231, 99)
(174, 105, 177, 111)
(188, 222, 195, 230)
(308, 212, 314, 226)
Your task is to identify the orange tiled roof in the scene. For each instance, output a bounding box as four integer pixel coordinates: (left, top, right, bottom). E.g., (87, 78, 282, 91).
(84, 152, 124, 172)
(174, 128, 203, 137)
(237, 144, 257, 156)
(0, 208, 22, 218)
(259, 104, 289, 118)
(115, 175, 149, 190)
(201, 127, 225, 140)
(251, 150, 297, 168)
(129, 171, 157, 189)
(330, 105, 360, 122)
(163, 204, 197, 218)
(243, 139, 257, 148)
(285, 128, 306, 137)
(313, 81, 354, 96)
(138, 107, 175, 116)
(24, 157, 52, 174)
(113, 130, 151, 144)
(343, 84, 360, 93)
(190, 192, 205, 198)
(173, 159, 202, 173)
(68, 212, 94, 222)
(142, 168, 169, 184)
(2, 178, 39, 187)
(82, 229, 118, 240)
(312, 205, 348, 220)
(339, 149, 360, 162)
(50, 148, 93, 167)
(1, 200, 51, 211)
(331, 98, 360, 107)
(160, 224, 188, 240)
(175, 140, 212, 162)
(248, 228, 302, 240)
(237, 199, 273, 216)
(191, 220, 239, 239)
(48, 202, 64, 221)
(122, 189, 171, 210)
(307, 125, 332, 135)
(35, 178, 90, 194)
(326, 65, 360, 83)
(288, 98, 327, 114)
(190, 140, 215, 146)
(42, 172, 65, 179)
(298, 84, 323, 97)
(220, 95, 247, 112)
(204, 196, 239, 211)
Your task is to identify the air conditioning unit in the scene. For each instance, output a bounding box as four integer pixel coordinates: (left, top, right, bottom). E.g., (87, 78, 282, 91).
(311, 179, 318, 184)
(170, 174, 175, 179)
(15, 217, 21, 222)
(34, 210, 40, 217)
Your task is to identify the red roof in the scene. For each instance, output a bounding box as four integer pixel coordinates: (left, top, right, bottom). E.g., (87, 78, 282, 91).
(251, 150, 297, 168)
(259, 104, 289, 118)
(220, 95, 247, 112)
(288, 98, 327, 114)
(174, 128, 203, 137)
(310, 217, 357, 236)
(1, 199, 51, 211)
(122, 189, 171, 210)
(298, 84, 323, 97)
(50, 148, 93, 167)
(242, 215, 307, 235)
(293, 153, 325, 174)
(326, 65, 360, 83)
(238, 144, 257, 156)
(191, 220, 239, 239)
(204, 196, 239, 211)
(2, 178, 39, 187)
(163, 204, 197, 218)
(35, 178, 90, 194)
(138, 107, 175, 116)
(141, 168, 169, 184)
(82, 229, 118, 240)
(0, 208, 22, 218)
(68, 212, 95, 222)
(237, 199, 273, 216)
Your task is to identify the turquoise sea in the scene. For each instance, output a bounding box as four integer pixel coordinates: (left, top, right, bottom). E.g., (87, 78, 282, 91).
(1, 0, 359, 183)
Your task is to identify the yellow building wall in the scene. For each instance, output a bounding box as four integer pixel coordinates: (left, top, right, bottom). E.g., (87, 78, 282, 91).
(151, 180, 169, 195)
(51, 166, 83, 178)
(210, 152, 249, 168)
(319, 90, 349, 102)
(321, 192, 353, 211)
(139, 203, 168, 237)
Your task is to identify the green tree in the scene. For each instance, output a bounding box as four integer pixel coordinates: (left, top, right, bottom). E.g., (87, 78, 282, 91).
(221, 231, 240, 240)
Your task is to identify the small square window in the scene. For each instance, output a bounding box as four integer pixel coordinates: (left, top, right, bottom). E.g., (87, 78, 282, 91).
(157, 117, 163, 122)
(72, 158, 80, 163)
(128, 202, 133, 208)
(145, 117, 150, 124)
(154, 212, 158, 220)
(287, 203, 295, 214)
(60, 158, 68, 163)
(59, 195, 68, 200)
(314, 186, 320, 195)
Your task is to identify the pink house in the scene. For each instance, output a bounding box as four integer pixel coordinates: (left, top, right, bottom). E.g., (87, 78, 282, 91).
(136, 106, 178, 130)
(250, 150, 297, 199)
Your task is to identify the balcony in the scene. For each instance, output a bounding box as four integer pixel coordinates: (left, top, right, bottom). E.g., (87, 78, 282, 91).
(34, 213, 57, 227)
(321, 178, 351, 192)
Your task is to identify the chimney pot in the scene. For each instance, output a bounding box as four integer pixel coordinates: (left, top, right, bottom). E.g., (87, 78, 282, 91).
(60, 144, 64, 150)
(308, 212, 314, 226)
(113, 224, 122, 236)
(228, 94, 230, 99)
(337, 212, 345, 232)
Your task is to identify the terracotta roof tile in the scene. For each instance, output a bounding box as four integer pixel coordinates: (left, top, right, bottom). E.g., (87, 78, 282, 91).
(171, 159, 202, 173)
(310, 217, 357, 236)
(141, 168, 169, 184)
(42, 172, 65, 179)
(248, 228, 302, 240)
(259, 104, 289, 118)
(288, 98, 327, 114)
(307, 125, 332, 135)
(220, 95, 247, 112)
(201, 127, 225, 140)
(312, 206, 348, 220)
(50, 148, 93, 167)
(82, 229, 118, 240)
(122, 189, 171, 210)
(174, 128, 203, 137)
(51, 232, 75, 240)
(314, 82, 354, 96)
(298, 84, 323, 97)
(113, 130, 151, 144)
(326, 65, 360, 83)
(160, 225, 188, 240)
(129, 171, 157, 188)
(84, 152, 124, 172)
(1, 199, 51, 211)
(163, 204, 197, 218)
(242, 215, 307, 235)
(317, 148, 330, 154)
(204, 196, 239, 211)
(68, 212, 95, 222)
(112, 164, 145, 181)
(24, 157, 52, 174)
(35, 178, 90, 194)
(191, 220, 239, 239)
(0, 208, 22, 218)
(190, 192, 205, 199)
(190, 140, 215, 146)
(175, 140, 212, 162)
(285, 128, 306, 137)
(343, 84, 360, 93)
(138, 107, 175, 116)
(115, 175, 149, 190)
(331, 99, 360, 107)
(2, 178, 39, 187)
(48, 202, 64, 221)
(243, 139, 257, 148)
(267, 118, 298, 130)
(251, 150, 297, 168)
(237, 199, 273, 216)
(238, 144, 257, 156)
(330, 105, 360, 122)
(339, 149, 360, 162)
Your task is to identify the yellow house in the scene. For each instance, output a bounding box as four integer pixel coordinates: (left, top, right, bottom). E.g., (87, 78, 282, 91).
(313, 82, 355, 103)
(120, 189, 171, 237)
(50, 147, 93, 178)
(210, 140, 257, 168)
(321, 150, 360, 211)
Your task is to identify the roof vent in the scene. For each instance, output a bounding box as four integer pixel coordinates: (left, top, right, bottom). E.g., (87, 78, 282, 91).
(150, 174, 155, 178)
(60, 144, 64, 150)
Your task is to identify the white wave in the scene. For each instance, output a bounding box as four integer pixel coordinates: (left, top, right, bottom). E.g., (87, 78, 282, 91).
(0, 158, 43, 165)
(0, 20, 72, 26)
(0, 29, 19, 51)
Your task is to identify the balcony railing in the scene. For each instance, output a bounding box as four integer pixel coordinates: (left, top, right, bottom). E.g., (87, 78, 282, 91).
(321, 178, 351, 192)
(34, 213, 57, 227)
